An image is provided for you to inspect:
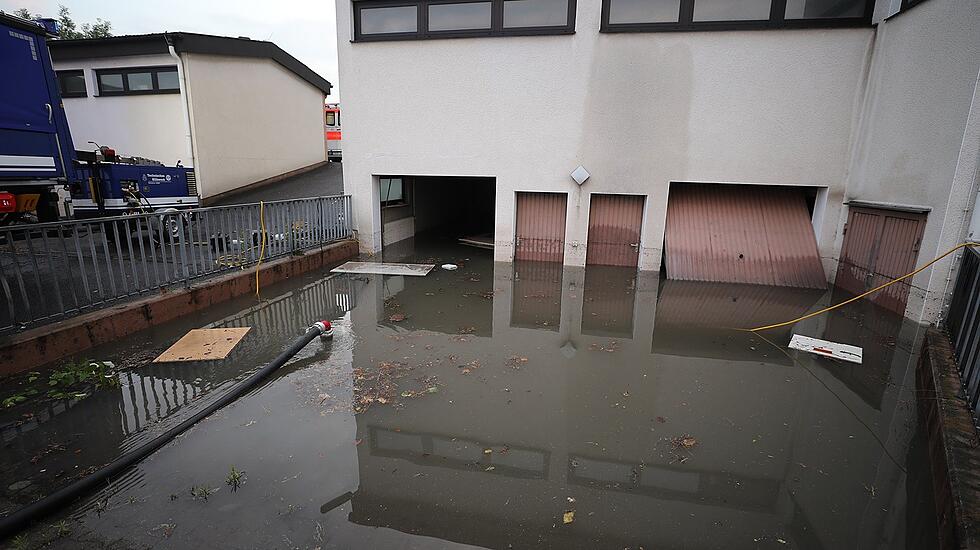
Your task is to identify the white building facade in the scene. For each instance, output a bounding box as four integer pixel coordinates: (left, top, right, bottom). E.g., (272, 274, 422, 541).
(336, 0, 980, 322)
(50, 33, 332, 201)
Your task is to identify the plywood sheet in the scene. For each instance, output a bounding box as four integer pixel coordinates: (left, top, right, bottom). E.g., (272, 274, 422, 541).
(330, 262, 434, 276)
(154, 328, 252, 362)
(789, 334, 863, 364)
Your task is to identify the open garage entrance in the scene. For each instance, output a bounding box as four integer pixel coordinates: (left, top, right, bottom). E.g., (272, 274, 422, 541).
(379, 176, 495, 255)
(664, 183, 826, 289)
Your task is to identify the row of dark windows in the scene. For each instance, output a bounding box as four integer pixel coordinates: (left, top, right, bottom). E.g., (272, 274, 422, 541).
(353, 0, 878, 40)
(56, 66, 180, 98)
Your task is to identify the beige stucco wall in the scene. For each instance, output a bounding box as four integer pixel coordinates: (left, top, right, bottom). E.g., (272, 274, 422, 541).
(336, 0, 874, 272)
(181, 53, 327, 198)
(838, 0, 980, 322)
(54, 54, 191, 166)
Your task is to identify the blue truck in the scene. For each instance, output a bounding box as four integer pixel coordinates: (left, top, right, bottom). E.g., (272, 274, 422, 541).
(0, 11, 193, 225)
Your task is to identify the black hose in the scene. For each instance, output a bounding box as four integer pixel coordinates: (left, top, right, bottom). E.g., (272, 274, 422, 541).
(0, 322, 332, 540)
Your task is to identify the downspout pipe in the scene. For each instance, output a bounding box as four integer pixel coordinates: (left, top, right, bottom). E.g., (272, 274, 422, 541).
(0, 321, 334, 541)
(165, 33, 201, 201)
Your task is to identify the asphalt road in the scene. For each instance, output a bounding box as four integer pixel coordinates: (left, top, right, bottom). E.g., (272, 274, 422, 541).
(211, 162, 345, 206)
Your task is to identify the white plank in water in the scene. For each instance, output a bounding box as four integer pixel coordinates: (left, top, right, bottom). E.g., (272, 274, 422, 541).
(330, 261, 435, 276)
(789, 334, 863, 364)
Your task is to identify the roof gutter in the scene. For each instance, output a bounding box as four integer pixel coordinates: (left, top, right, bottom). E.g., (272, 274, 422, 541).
(165, 33, 202, 197)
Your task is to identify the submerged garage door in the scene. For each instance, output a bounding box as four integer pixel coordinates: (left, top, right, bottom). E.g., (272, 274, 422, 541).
(665, 184, 826, 289)
(835, 206, 926, 314)
(515, 192, 567, 262)
(586, 194, 645, 267)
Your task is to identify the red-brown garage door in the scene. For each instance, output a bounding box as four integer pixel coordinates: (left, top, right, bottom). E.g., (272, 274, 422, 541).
(515, 192, 567, 262)
(664, 184, 826, 289)
(835, 206, 926, 314)
(586, 194, 645, 267)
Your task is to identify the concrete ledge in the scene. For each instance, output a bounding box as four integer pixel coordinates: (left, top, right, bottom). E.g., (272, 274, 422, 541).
(201, 160, 330, 206)
(0, 239, 358, 377)
(917, 328, 980, 550)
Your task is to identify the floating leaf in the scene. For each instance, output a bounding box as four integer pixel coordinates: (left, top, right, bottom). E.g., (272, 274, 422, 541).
(563, 511, 575, 524)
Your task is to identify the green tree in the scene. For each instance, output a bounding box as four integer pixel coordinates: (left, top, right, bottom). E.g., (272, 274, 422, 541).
(14, 4, 112, 39)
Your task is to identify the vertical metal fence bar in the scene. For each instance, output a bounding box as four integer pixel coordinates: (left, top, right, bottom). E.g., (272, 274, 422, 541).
(87, 228, 105, 304)
(111, 221, 128, 295)
(7, 231, 31, 321)
(23, 230, 47, 315)
(177, 215, 190, 283)
(0, 241, 18, 326)
(58, 225, 80, 311)
(40, 230, 65, 316)
(203, 210, 215, 273)
(148, 219, 162, 289)
(99, 225, 118, 300)
(124, 220, 140, 292)
(167, 215, 179, 283)
(72, 228, 92, 305)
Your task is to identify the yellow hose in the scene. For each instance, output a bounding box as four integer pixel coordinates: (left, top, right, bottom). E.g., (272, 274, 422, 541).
(746, 241, 978, 332)
(255, 201, 267, 300)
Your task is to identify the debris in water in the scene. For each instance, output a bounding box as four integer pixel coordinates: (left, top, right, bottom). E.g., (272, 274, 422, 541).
(656, 416, 667, 424)
(442, 264, 458, 270)
(789, 334, 863, 364)
(563, 510, 575, 524)
(388, 313, 408, 322)
(673, 435, 698, 450)
(484, 448, 493, 455)
(506, 355, 529, 369)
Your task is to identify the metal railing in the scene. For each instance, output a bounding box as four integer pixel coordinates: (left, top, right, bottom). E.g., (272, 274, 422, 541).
(0, 195, 353, 333)
(945, 245, 980, 424)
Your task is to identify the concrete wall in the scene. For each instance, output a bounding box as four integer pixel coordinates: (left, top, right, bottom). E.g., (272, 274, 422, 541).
(838, 0, 980, 322)
(54, 54, 191, 167)
(181, 53, 327, 198)
(336, 0, 874, 271)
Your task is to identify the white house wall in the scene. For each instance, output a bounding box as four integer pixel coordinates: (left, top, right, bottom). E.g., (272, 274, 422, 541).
(53, 54, 191, 167)
(336, 0, 873, 271)
(181, 53, 327, 199)
(841, 0, 980, 322)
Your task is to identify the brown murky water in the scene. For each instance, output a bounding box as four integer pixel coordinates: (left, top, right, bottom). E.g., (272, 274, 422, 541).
(0, 240, 940, 549)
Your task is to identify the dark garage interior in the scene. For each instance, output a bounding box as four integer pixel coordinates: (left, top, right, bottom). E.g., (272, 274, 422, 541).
(380, 176, 496, 252)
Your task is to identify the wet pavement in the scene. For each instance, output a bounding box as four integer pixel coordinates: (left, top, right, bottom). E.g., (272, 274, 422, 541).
(0, 239, 940, 549)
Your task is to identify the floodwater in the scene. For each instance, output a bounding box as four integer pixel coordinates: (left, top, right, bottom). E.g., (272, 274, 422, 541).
(0, 239, 941, 549)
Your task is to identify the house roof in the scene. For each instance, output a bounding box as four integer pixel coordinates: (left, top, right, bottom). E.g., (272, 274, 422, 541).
(48, 32, 332, 95)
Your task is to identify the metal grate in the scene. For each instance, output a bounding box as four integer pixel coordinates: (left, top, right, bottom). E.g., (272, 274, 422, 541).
(186, 170, 198, 196)
(945, 246, 980, 426)
(0, 195, 353, 333)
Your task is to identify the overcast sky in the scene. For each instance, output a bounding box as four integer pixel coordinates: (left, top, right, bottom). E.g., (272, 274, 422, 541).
(2, 0, 342, 99)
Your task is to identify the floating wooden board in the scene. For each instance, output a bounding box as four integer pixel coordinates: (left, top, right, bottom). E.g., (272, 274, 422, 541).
(330, 261, 434, 276)
(153, 327, 252, 362)
(789, 334, 863, 364)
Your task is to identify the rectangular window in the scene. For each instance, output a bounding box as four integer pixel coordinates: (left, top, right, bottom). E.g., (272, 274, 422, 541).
(353, 0, 576, 41)
(95, 66, 181, 96)
(601, 0, 871, 31)
(381, 177, 408, 206)
(360, 5, 418, 34)
(156, 70, 180, 90)
(326, 111, 337, 126)
(428, 2, 492, 31)
(785, 0, 867, 19)
(502, 0, 569, 28)
(693, 0, 770, 21)
(56, 70, 87, 98)
(608, 0, 680, 24)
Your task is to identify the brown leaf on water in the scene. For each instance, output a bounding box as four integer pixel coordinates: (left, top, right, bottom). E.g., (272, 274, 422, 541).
(562, 511, 575, 524)
(389, 313, 407, 322)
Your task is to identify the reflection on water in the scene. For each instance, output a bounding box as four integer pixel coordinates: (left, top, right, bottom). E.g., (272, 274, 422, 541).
(0, 242, 940, 549)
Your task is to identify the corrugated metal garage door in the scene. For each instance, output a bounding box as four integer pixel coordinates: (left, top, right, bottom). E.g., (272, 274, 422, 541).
(665, 184, 826, 289)
(835, 206, 926, 314)
(515, 192, 567, 262)
(586, 194, 645, 267)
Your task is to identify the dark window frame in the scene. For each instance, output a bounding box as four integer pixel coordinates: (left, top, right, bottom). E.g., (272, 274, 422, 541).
(94, 66, 180, 96)
(353, 0, 577, 42)
(600, 0, 874, 33)
(55, 69, 87, 98)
